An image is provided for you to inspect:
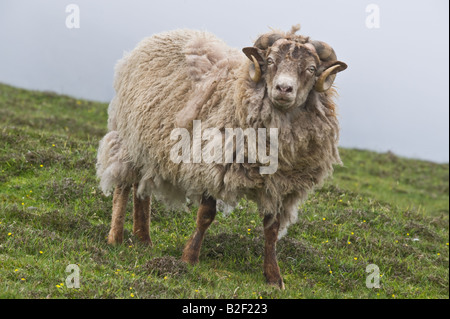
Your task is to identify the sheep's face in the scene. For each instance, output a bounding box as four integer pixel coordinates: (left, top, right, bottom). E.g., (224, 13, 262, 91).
(264, 40, 319, 109)
(243, 36, 347, 111)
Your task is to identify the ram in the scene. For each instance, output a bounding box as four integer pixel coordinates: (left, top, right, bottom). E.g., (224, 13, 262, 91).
(96, 25, 347, 289)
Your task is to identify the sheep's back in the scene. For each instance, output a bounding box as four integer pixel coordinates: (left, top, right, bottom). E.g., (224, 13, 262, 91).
(108, 29, 242, 205)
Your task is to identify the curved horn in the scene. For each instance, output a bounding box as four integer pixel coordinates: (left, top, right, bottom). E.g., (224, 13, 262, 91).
(243, 32, 283, 83)
(310, 40, 343, 91)
(254, 33, 284, 50)
(310, 40, 337, 62)
(249, 55, 261, 83)
(315, 64, 344, 92)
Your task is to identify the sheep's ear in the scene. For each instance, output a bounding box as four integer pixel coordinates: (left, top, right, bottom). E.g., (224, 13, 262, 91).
(242, 47, 265, 64)
(242, 47, 265, 83)
(315, 61, 347, 92)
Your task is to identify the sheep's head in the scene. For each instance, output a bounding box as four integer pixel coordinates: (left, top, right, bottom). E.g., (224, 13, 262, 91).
(242, 26, 347, 110)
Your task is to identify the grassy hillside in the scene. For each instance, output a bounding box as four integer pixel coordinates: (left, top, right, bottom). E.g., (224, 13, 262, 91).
(0, 83, 448, 299)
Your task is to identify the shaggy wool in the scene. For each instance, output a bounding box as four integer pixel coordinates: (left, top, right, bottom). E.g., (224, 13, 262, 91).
(97, 28, 342, 238)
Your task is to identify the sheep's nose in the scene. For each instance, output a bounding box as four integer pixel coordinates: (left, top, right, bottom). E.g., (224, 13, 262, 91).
(276, 84, 293, 94)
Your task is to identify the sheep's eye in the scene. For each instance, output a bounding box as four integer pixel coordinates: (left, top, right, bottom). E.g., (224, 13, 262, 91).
(307, 66, 316, 74)
(267, 58, 274, 65)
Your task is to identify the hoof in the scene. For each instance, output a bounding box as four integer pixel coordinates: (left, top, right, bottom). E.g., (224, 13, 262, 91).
(107, 237, 122, 246)
(267, 280, 286, 290)
(107, 232, 123, 245)
(181, 250, 199, 265)
(264, 272, 285, 290)
(139, 237, 153, 246)
(135, 233, 153, 246)
(267, 279, 285, 290)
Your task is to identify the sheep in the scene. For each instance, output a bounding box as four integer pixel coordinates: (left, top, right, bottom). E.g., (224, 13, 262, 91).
(96, 25, 347, 289)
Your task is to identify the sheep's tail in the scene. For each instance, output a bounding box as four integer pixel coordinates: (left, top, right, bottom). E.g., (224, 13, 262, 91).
(96, 131, 135, 196)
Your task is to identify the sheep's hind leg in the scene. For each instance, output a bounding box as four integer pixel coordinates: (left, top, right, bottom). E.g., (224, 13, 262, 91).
(263, 215, 285, 290)
(181, 195, 216, 265)
(107, 184, 131, 245)
(132, 184, 152, 245)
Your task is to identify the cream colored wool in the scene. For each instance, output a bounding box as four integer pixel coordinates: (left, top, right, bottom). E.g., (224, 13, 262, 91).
(97, 28, 342, 238)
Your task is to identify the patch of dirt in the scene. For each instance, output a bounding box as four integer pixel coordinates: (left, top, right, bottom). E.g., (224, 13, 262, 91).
(277, 237, 323, 262)
(144, 256, 187, 277)
(44, 178, 85, 205)
(25, 150, 63, 166)
(203, 232, 263, 259)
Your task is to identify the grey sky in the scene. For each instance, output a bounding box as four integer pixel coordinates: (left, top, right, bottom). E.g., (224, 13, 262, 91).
(0, 0, 448, 163)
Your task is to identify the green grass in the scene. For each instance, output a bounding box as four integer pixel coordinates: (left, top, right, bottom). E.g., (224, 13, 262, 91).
(0, 82, 448, 299)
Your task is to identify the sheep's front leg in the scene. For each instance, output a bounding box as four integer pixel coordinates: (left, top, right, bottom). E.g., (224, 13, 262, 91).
(181, 195, 216, 265)
(263, 215, 285, 289)
(132, 184, 152, 245)
(107, 184, 131, 245)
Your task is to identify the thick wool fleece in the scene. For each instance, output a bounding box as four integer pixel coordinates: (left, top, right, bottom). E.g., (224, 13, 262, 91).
(97, 29, 342, 238)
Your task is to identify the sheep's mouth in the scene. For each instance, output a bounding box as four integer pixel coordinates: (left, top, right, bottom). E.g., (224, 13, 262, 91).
(272, 97, 295, 108)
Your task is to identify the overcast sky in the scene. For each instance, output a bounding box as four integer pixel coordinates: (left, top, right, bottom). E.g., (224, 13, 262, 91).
(0, 0, 448, 163)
